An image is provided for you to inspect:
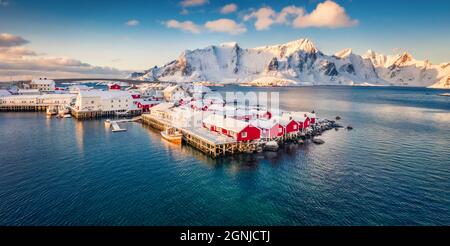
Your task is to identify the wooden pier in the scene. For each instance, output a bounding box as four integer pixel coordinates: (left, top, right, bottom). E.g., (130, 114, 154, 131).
(70, 108, 141, 119)
(141, 114, 260, 158)
(0, 105, 48, 112)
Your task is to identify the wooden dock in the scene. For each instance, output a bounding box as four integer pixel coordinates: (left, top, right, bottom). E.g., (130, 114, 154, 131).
(111, 122, 126, 132)
(141, 114, 260, 158)
(105, 118, 141, 132)
(0, 105, 48, 112)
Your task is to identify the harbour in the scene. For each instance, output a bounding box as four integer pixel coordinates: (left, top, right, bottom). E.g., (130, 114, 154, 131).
(0, 85, 449, 226)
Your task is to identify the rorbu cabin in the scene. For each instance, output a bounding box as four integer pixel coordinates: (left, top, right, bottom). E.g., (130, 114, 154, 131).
(203, 114, 261, 142)
(274, 116, 300, 136)
(283, 112, 312, 130)
(250, 118, 284, 140)
(134, 99, 161, 112)
(109, 84, 121, 90)
(291, 111, 316, 125)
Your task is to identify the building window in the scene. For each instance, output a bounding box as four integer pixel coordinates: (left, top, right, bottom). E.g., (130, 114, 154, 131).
(241, 131, 247, 138)
(293, 124, 297, 130)
(91, 101, 94, 104)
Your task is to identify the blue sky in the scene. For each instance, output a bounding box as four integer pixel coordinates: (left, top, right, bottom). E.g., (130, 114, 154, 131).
(0, 0, 449, 79)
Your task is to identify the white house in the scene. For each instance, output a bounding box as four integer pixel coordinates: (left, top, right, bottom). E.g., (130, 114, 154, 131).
(0, 94, 75, 107)
(73, 90, 140, 116)
(167, 107, 209, 128)
(30, 78, 55, 92)
(18, 89, 41, 95)
(163, 85, 186, 101)
(148, 102, 175, 119)
(68, 84, 91, 94)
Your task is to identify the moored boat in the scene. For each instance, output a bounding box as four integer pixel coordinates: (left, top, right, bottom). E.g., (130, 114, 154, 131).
(46, 107, 57, 116)
(161, 128, 182, 144)
(104, 119, 111, 128)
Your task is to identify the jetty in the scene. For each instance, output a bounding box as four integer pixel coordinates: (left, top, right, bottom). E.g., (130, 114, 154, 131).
(105, 117, 140, 132)
(111, 122, 126, 132)
(142, 114, 260, 157)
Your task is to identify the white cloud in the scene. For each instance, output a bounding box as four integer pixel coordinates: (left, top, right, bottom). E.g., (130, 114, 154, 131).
(180, 0, 209, 8)
(244, 1, 357, 30)
(125, 19, 140, 27)
(0, 47, 38, 59)
(0, 33, 29, 47)
(243, 7, 276, 30)
(275, 5, 305, 24)
(220, 3, 238, 14)
(180, 9, 189, 15)
(0, 33, 126, 80)
(293, 0, 358, 28)
(165, 19, 201, 34)
(204, 18, 246, 35)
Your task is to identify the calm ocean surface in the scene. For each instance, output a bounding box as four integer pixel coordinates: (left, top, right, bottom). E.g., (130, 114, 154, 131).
(0, 86, 449, 225)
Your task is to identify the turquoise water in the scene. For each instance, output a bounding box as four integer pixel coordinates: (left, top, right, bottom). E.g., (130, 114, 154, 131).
(0, 86, 449, 225)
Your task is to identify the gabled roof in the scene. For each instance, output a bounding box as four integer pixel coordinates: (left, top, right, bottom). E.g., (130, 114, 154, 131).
(250, 118, 279, 130)
(31, 78, 55, 85)
(163, 85, 180, 93)
(282, 112, 308, 122)
(78, 90, 132, 100)
(203, 114, 253, 133)
(150, 102, 174, 112)
(18, 88, 40, 94)
(272, 116, 296, 127)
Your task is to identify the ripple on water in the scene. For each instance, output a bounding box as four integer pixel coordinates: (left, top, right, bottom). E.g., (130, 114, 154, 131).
(0, 86, 449, 225)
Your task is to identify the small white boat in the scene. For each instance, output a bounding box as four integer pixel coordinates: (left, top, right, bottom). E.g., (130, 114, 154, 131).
(46, 107, 57, 116)
(63, 114, 71, 118)
(104, 119, 112, 128)
(161, 128, 182, 144)
(58, 108, 69, 115)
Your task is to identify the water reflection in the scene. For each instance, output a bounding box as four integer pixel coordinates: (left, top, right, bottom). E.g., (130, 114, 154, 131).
(74, 120, 84, 153)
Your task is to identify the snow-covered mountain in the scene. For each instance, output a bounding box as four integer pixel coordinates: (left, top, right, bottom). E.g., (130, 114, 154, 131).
(130, 38, 450, 88)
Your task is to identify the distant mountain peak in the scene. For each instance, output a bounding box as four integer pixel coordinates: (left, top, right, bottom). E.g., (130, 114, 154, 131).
(393, 52, 414, 66)
(283, 38, 318, 53)
(129, 38, 450, 89)
(334, 48, 353, 58)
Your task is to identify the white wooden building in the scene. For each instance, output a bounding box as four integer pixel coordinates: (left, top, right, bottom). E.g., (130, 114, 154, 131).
(30, 78, 55, 92)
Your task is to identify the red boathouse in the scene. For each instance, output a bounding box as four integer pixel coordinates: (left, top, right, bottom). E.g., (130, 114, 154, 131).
(203, 114, 261, 142)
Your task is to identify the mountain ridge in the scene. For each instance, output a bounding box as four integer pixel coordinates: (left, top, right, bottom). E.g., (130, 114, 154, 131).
(130, 38, 450, 88)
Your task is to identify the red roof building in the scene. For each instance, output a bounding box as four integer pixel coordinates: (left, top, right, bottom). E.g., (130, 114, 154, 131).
(109, 84, 121, 90)
(203, 114, 261, 142)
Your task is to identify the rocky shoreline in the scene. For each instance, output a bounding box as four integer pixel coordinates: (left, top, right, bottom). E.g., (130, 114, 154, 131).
(261, 118, 350, 152)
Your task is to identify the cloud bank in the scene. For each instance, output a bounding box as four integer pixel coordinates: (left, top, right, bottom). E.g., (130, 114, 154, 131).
(0, 33, 126, 81)
(179, 0, 209, 8)
(205, 19, 246, 35)
(165, 20, 201, 34)
(220, 3, 238, 14)
(244, 1, 358, 30)
(125, 19, 140, 27)
(165, 18, 246, 35)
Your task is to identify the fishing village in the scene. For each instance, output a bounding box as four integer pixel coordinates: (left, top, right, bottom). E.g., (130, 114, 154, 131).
(0, 78, 346, 158)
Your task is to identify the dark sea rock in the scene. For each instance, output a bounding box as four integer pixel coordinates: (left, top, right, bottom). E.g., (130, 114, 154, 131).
(313, 139, 325, 145)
